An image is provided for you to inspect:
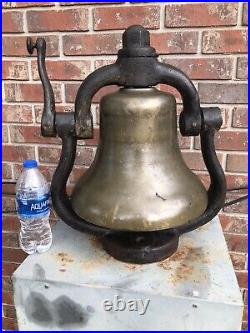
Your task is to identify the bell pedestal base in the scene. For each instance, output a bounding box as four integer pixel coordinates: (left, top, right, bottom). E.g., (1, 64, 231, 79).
(12, 217, 243, 331)
(102, 231, 179, 264)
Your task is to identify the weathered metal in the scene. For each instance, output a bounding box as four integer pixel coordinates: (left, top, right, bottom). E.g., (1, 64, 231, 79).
(12, 218, 243, 330)
(27, 25, 226, 264)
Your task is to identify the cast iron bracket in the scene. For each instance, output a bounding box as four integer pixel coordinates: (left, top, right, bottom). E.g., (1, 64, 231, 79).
(27, 25, 226, 263)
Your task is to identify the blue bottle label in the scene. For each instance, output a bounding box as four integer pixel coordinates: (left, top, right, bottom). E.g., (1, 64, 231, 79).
(16, 193, 50, 218)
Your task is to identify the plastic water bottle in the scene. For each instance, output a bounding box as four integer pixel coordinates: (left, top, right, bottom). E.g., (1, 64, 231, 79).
(15, 160, 52, 254)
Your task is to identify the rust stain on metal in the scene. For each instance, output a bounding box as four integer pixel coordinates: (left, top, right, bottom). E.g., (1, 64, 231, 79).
(158, 244, 210, 284)
(159, 245, 210, 267)
(124, 263, 140, 271)
(80, 260, 104, 272)
(56, 252, 74, 272)
(57, 252, 74, 263)
(80, 256, 110, 271)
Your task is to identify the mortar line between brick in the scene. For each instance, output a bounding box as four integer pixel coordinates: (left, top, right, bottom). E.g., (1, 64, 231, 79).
(58, 34, 64, 58)
(27, 59, 33, 82)
(2, 4, 54, 12)
(194, 79, 248, 84)
(245, 254, 248, 269)
(229, 251, 247, 256)
(235, 268, 248, 273)
(10, 163, 15, 181)
(89, 17, 102, 72)
(221, 153, 227, 171)
(219, 127, 248, 133)
(0, 3, 162, 13)
(227, 105, 234, 130)
(196, 151, 242, 158)
(57, 37, 66, 104)
(34, 145, 39, 162)
(2, 26, 248, 37)
(22, 9, 28, 34)
(31, 105, 36, 125)
(88, 7, 94, 32)
(2, 1, 244, 24)
(232, 56, 239, 80)
(2, 82, 6, 102)
(159, 3, 165, 31)
(221, 212, 248, 218)
(6, 125, 11, 145)
(237, 2, 244, 27)
(197, 30, 202, 55)
(194, 149, 248, 154)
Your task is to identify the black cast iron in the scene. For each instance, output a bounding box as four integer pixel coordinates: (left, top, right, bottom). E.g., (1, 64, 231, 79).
(27, 25, 226, 264)
(27, 37, 56, 137)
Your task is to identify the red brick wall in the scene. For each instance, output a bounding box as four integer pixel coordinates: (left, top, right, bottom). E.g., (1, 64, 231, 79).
(2, 2, 248, 330)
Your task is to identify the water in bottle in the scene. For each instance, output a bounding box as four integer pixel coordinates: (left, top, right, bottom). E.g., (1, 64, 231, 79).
(15, 160, 52, 254)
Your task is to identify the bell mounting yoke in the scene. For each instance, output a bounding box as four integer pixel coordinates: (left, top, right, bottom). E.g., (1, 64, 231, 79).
(27, 25, 226, 264)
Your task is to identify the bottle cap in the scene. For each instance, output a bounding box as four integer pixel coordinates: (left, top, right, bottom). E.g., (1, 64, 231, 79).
(23, 160, 38, 169)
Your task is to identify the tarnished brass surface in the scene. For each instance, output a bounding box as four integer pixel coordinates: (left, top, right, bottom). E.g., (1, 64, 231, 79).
(71, 88, 208, 231)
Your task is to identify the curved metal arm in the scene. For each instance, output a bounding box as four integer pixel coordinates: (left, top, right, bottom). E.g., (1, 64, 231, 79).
(176, 107, 226, 234)
(74, 60, 202, 138)
(51, 113, 112, 237)
(74, 64, 121, 138)
(27, 37, 56, 137)
(155, 62, 201, 136)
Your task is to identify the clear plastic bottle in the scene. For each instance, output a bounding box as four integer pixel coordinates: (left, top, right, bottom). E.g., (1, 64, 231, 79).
(15, 160, 52, 254)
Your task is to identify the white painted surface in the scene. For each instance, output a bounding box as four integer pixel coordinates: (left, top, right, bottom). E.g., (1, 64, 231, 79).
(13, 216, 243, 331)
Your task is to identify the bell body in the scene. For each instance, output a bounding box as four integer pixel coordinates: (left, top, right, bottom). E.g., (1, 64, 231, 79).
(71, 87, 208, 231)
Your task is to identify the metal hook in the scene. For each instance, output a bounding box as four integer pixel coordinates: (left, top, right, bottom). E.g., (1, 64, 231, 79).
(26, 37, 36, 55)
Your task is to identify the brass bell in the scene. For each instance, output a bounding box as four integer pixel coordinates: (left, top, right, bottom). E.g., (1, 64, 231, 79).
(27, 25, 226, 264)
(71, 87, 207, 231)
